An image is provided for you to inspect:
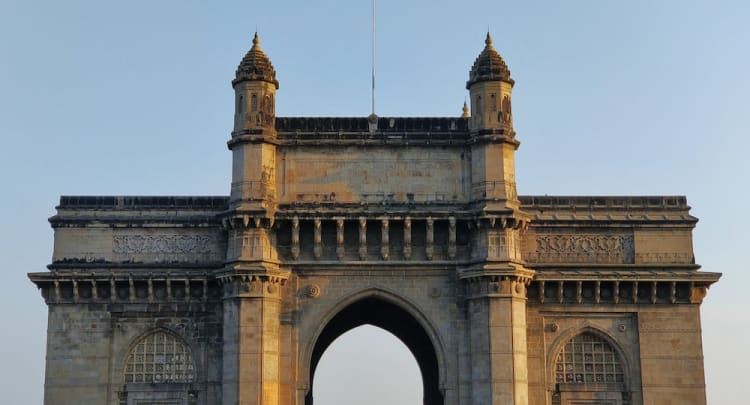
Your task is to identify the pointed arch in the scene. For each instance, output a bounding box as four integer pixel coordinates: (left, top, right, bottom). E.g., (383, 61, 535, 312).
(302, 287, 447, 405)
(547, 326, 633, 405)
(123, 328, 195, 384)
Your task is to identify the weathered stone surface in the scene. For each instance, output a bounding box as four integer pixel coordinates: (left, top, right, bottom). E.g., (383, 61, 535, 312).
(28, 33, 720, 405)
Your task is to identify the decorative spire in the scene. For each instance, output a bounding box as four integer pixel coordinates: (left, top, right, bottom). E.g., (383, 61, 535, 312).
(466, 32, 513, 89)
(462, 100, 470, 118)
(252, 32, 261, 49)
(233, 32, 279, 88)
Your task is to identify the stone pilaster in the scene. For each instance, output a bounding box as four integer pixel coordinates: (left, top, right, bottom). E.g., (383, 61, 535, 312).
(463, 272, 532, 405)
(463, 215, 533, 405)
(219, 274, 285, 405)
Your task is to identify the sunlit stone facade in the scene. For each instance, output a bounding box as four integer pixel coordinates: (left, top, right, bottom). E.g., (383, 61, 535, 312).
(29, 33, 720, 405)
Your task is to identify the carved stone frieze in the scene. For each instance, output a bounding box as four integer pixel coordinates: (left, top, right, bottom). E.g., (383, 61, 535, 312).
(114, 235, 214, 254)
(635, 252, 693, 264)
(527, 234, 634, 264)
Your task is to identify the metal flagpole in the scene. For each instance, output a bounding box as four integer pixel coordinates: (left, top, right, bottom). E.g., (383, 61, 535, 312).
(371, 0, 376, 116)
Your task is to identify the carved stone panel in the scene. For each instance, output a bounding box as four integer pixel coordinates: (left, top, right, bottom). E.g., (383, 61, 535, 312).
(525, 233, 634, 264)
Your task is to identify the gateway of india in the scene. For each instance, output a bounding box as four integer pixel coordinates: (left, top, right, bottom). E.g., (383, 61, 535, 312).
(30, 33, 720, 405)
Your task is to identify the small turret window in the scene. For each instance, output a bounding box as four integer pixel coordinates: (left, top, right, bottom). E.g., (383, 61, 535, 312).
(251, 94, 258, 112)
(490, 94, 497, 112)
(124, 330, 194, 384)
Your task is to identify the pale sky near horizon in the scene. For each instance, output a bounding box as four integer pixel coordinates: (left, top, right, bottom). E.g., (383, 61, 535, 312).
(1, 1, 748, 404)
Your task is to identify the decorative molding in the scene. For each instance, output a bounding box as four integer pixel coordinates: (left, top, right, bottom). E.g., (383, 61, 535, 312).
(114, 235, 213, 254)
(528, 234, 634, 264)
(635, 252, 693, 264)
(305, 284, 321, 298)
(472, 180, 517, 201)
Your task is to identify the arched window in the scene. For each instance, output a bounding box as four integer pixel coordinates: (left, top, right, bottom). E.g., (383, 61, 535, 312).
(251, 94, 258, 111)
(555, 332, 624, 384)
(124, 330, 194, 384)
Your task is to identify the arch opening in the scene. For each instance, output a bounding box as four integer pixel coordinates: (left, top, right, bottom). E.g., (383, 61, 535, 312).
(306, 297, 444, 405)
(313, 325, 422, 405)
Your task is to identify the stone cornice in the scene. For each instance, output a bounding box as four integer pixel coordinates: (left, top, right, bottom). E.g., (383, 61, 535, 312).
(46, 261, 225, 271)
(532, 269, 721, 283)
(28, 271, 221, 306)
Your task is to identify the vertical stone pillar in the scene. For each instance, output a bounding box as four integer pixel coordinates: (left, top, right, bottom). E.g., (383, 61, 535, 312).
(463, 218, 532, 405)
(381, 218, 389, 260)
(403, 217, 412, 260)
(465, 274, 530, 405)
(448, 217, 457, 259)
(313, 218, 322, 260)
(291, 217, 300, 260)
(358, 217, 367, 261)
(221, 214, 287, 405)
(426, 217, 434, 261)
(336, 218, 345, 260)
(221, 275, 284, 405)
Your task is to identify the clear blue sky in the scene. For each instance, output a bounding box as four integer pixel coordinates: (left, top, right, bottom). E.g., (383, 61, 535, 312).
(1, 1, 748, 404)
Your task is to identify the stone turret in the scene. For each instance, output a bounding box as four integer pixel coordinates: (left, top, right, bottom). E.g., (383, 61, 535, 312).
(467, 33, 514, 132)
(466, 33, 520, 213)
(233, 32, 278, 132)
(228, 32, 279, 213)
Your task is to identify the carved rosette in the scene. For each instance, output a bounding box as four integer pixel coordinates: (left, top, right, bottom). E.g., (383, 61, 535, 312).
(217, 274, 286, 299)
(304, 284, 321, 298)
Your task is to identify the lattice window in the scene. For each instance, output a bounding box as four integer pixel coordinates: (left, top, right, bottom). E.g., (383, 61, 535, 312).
(124, 331, 194, 384)
(555, 332, 624, 384)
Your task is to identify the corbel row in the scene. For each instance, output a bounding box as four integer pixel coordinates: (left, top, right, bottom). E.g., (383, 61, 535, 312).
(466, 214, 530, 232)
(215, 273, 287, 298)
(39, 273, 214, 304)
(462, 274, 533, 299)
(221, 214, 275, 230)
(528, 279, 709, 305)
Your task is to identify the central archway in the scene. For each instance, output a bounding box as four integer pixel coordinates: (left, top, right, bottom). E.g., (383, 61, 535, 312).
(306, 296, 444, 405)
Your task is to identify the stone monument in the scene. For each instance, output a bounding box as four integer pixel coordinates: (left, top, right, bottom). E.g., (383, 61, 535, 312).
(29, 32, 720, 405)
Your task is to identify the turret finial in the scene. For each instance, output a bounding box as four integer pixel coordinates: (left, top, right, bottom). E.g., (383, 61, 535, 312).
(252, 32, 261, 49)
(485, 32, 493, 47)
(462, 100, 470, 118)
